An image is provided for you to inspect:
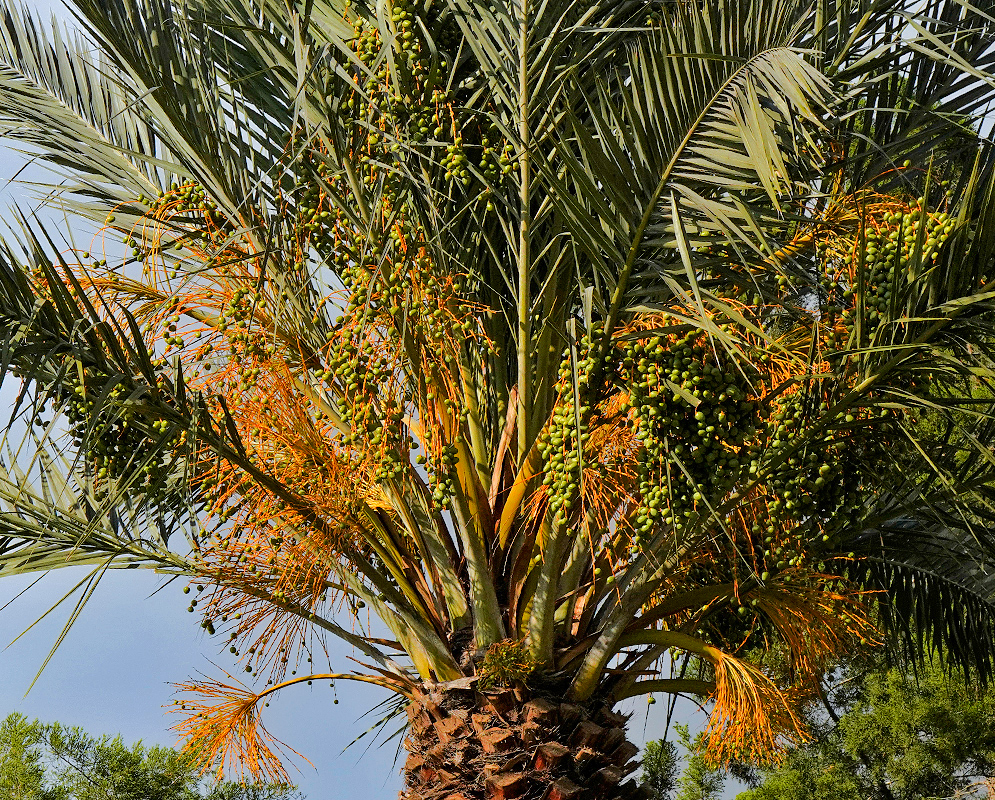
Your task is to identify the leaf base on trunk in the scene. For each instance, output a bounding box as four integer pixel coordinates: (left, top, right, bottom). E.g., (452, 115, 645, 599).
(400, 683, 649, 800)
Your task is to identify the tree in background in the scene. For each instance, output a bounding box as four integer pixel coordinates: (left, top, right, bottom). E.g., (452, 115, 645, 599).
(1, 0, 995, 798)
(644, 655, 995, 800)
(641, 739, 678, 800)
(672, 725, 725, 800)
(0, 713, 298, 800)
(642, 725, 725, 800)
(735, 657, 995, 800)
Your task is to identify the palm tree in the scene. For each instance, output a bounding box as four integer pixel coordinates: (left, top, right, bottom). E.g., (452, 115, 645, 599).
(1, 0, 995, 797)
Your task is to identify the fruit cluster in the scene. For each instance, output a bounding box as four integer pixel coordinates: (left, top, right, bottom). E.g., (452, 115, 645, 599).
(537, 325, 603, 522)
(54, 358, 184, 494)
(750, 390, 884, 575)
(616, 319, 763, 546)
(838, 206, 953, 329)
(129, 182, 228, 275)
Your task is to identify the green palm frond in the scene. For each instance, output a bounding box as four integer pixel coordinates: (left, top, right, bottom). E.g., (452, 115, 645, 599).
(0, 438, 187, 574)
(848, 522, 995, 684)
(0, 5, 160, 214)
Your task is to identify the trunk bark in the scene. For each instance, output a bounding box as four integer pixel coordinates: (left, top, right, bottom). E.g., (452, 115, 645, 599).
(400, 682, 649, 800)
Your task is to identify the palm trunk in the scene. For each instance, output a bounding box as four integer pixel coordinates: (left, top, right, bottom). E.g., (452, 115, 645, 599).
(400, 682, 648, 800)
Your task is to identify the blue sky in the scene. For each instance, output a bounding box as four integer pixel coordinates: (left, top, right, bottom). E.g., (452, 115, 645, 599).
(0, 569, 410, 797)
(0, 1, 735, 798)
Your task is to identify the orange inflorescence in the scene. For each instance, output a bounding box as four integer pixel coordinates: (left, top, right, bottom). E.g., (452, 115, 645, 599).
(64, 160, 473, 770)
(579, 390, 642, 533)
(702, 647, 807, 765)
(750, 576, 881, 679)
(171, 673, 308, 783)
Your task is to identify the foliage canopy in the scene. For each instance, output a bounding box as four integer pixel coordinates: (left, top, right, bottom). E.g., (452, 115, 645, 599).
(0, 713, 298, 800)
(736, 657, 995, 800)
(0, 0, 994, 784)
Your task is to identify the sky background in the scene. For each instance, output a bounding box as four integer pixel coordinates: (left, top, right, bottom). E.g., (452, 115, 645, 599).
(0, 1, 742, 798)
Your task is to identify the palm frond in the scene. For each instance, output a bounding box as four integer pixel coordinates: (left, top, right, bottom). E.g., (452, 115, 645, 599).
(848, 521, 995, 685)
